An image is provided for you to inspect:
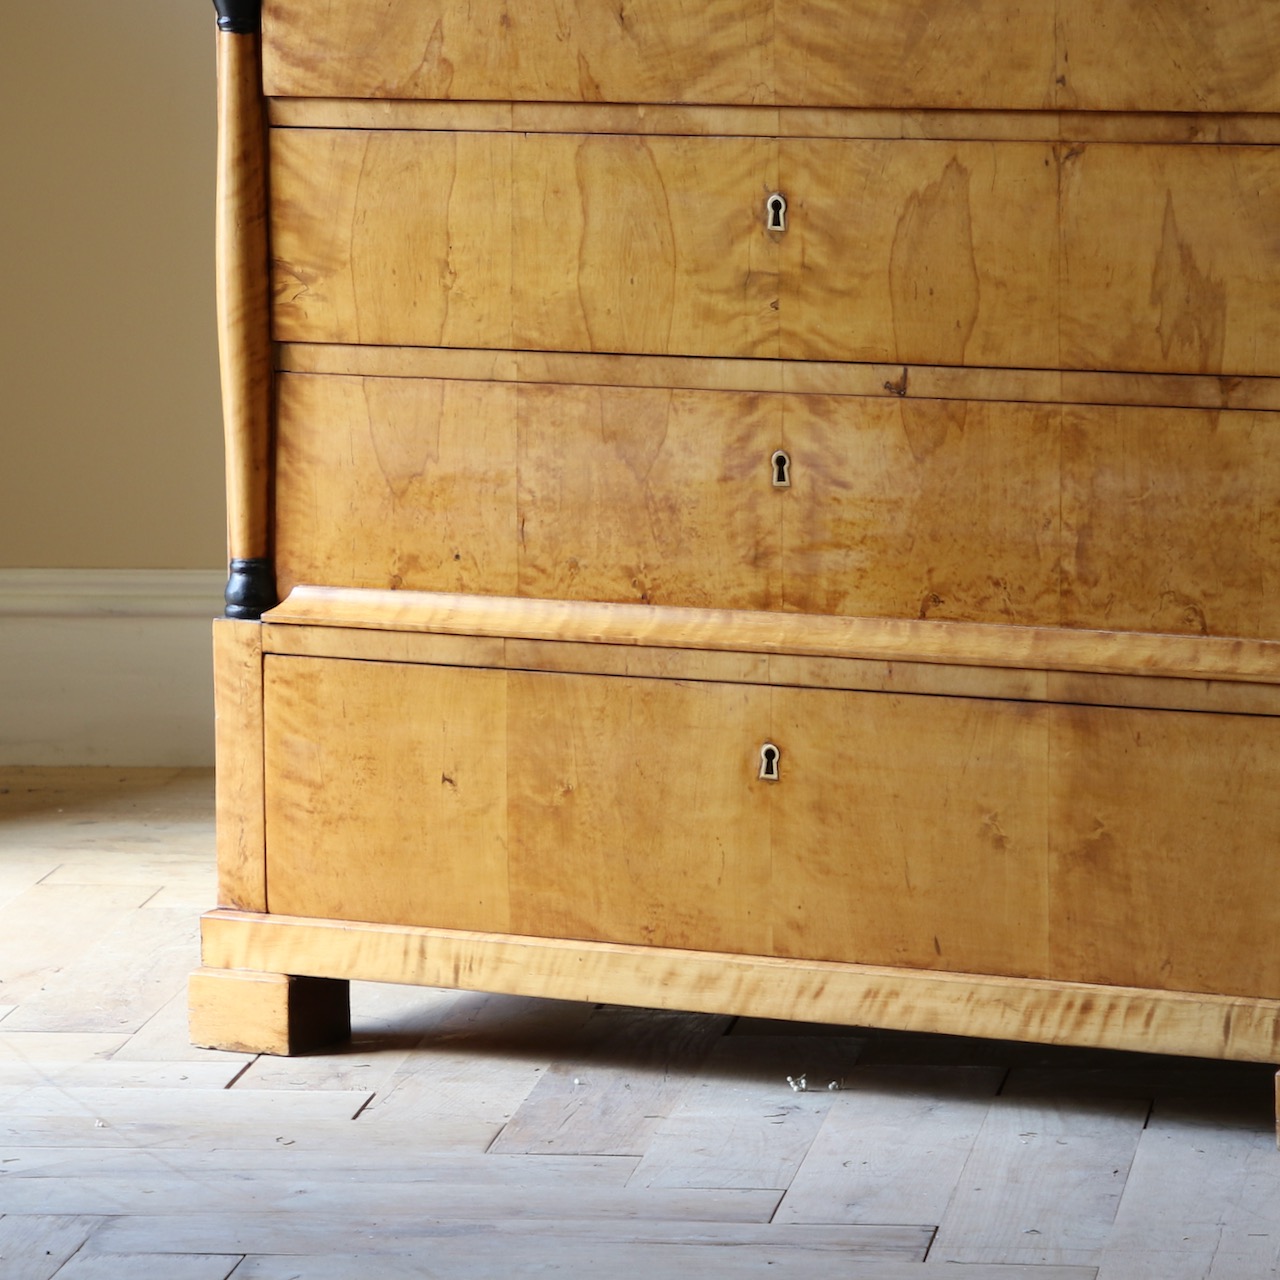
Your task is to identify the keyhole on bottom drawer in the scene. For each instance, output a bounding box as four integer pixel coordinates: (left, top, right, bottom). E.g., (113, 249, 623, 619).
(771, 449, 791, 488)
(758, 742, 781, 782)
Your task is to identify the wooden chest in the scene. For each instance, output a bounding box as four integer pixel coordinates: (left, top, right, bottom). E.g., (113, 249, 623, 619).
(192, 0, 1280, 1121)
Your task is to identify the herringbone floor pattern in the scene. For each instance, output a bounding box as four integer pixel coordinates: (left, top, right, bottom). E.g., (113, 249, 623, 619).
(1, 767, 1277, 1278)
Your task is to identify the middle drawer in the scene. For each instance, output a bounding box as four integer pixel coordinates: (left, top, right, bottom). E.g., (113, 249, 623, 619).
(274, 370, 1280, 640)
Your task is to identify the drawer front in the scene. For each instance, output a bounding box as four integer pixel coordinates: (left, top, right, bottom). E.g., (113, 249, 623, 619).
(262, 656, 1048, 976)
(1049, 703, 1280, 998)
(263, 656, 776, 952)
(264, 656, 512, 935)
(261, 0, 1279, 114)
(786, 397, 1280, 639)
(273, 374, 784, 610)
(276, 372, 1280, 640)
(270, 130, 780, 360)
(263, 653, 1280, 997)
(272, 130, 1280, 376)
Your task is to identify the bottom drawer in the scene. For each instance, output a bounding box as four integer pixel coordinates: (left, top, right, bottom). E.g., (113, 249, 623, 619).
(262, 653, 1280, 999)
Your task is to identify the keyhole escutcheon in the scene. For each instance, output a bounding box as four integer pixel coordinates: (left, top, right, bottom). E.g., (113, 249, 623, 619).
(771, 449, 791, 488)
(758, 742, 781, 782)
(766, 192, 787, 233)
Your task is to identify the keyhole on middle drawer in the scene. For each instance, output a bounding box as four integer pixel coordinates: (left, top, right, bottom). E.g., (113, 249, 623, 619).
(766, 192, 788, 233)
(771, 449, 792, 488)
(758, 742, 781, 782)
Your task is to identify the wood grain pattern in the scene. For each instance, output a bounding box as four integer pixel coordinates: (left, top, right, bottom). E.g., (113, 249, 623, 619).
(512, 134, 780, 359)
(212, 619, 266, 912)
(1049, 704, 1280, 999)
(506, 671, 774, 955)
(775, 0, 1053, 110)
(1060, 144, 1280, 377)
(228, 0, 1280, 1117)
(13, 770, 1278, 1268)
(215, 30, 272, 566)
(777, 1066, 1008, 1226)
(199, 909, 1280, 1064)
(929, 1093, 1148, 1261)
(780, 139, 1059, 368)
(629, 1034, 864, 1190)
(271, 129, 777, 357)
(273, 374, 519, 601)
(262, 656, 511, 933)
(269, 97, 1280, 148)
(272, 129, 1280, 376)
(261, 622, 1280, 720)
(270, 130, 515, 350)
(258, 648, 1280, 1005)
(276, 344, 1280, 414)
(1056, 0, 1280, 114)
(487, 1008, 731, 1156)
(275, 373, 783, 607)
(262, 0, 774, 106)
(515, 383, 781, 609)
(260, 0, 1280, 113)
(1060, 405, 1280, 639)
(275, 371, 1280, 637)
(188, 968, 350, 1057)
(781, 395, 1060, 625)
(771, 688, 1051, 979)
(264, 588, 1280, 686)
(268, 97, 1280, 158)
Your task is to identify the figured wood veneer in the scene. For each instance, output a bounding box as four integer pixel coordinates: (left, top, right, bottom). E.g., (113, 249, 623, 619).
(274, 372, 1280, 639)
(202, 0, 1280, 1132)
(213, 619, 266, 912)
(271, 130, 1280, 376)
(260, 0, 1280, 115)
(261, 643, 1280, 999)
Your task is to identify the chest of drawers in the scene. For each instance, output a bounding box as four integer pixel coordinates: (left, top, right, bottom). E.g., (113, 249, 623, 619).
(191, 0, 1280, 1124)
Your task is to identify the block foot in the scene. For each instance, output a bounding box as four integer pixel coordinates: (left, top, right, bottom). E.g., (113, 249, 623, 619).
(189, 967, 350, 1055)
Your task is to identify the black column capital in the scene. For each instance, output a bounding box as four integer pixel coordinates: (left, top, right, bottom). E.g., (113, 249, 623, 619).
(213, 0, 261, 34)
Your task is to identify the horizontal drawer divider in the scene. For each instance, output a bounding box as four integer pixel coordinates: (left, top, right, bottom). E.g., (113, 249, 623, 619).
(275, 344, 1280, 413)
(267, 98, 1280, 146)
(260, 624, 1280, 719)
(265, 587, 1280, 687)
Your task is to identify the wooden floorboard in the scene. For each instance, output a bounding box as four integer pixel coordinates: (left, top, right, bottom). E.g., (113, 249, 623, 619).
(43, 1253, 241, 1280)
(225, 1260, 1094, 1280)
(928, 1095, 1149, 1263)
(627, 1033, 864, 1190)
(774, 1065, 1006, 1225)
(0, 1214, 104, 1280)
(0, 767, 1278, 1279)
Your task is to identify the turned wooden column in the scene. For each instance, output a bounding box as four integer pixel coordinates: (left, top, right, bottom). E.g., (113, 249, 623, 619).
(213, 0, 274, 619)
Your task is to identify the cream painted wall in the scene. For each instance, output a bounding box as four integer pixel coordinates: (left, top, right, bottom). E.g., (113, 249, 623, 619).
(1, 1, 225, 570)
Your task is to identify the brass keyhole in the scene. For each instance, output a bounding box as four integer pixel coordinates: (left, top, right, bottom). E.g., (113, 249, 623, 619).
(766, 192, 787, 233)
(771, 449, 791, 488)
(758, 742, 781, 782)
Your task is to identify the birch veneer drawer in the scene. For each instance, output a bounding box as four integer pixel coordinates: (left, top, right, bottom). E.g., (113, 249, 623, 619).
(259, 0, 1280, 114)
(271, 128, 1280, 376)
(261, 649, 1280, 1001)
(273, 370, 1280, 639)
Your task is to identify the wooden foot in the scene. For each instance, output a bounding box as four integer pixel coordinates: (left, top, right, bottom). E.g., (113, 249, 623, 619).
(189, 966, 350, 1055)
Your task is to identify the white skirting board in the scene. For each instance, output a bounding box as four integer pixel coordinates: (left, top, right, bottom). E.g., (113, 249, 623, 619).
(0, 569, 224, 765)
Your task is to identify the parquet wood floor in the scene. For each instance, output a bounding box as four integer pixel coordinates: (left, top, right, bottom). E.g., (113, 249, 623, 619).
(1, 767, 1277, 1278)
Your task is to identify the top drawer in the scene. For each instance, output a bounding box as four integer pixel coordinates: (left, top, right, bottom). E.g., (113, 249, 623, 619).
(260, 0, 1280, 113)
